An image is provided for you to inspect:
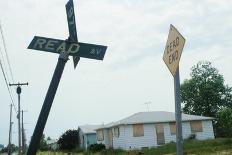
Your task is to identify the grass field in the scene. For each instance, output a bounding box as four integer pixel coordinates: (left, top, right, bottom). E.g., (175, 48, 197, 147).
(36, 138, 232, 155)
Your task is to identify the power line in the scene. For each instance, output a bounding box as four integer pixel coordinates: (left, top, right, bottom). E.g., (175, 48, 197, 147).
(0, 21, 15, 83)
(0, 50, 17, 113)
(0, 40, 10, 85)
(0, 21, 17, 113)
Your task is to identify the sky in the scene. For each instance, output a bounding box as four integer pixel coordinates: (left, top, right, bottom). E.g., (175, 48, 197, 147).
(0, 0, 232, 146)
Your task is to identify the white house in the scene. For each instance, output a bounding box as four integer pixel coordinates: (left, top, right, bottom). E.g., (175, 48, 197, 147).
(47, 139, 58, 150)
(78, 125, 101, 149)
(95, 111, 214, 150)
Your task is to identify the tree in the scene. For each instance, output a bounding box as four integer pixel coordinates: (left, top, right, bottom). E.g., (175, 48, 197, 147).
(47, 136, 51, 141)
(0, 144, 18, 153)
(58, 129, 79, 150)
(39, 134, 49, 151)
(215, 108, 232, 137)
(180, 61, 232, 117)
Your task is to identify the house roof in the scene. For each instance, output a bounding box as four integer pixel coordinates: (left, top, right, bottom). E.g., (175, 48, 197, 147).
(96, 111, 214, 129)
(47, 139, 57, 145)
(79, 125, 101, 134)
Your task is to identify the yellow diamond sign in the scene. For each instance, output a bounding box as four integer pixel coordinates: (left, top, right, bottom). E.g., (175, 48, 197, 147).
(163, 24, 185, 76)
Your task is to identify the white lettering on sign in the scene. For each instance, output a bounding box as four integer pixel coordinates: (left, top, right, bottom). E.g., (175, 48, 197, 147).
(56, 42, 66, 52)
(68, 7, 75, 25)
(90, 49, 101, 55)
(67, 43, 80, 54)
(32, 38, 80, 54)
(33, 38, 46, 49)
(45, 40, 59, 51)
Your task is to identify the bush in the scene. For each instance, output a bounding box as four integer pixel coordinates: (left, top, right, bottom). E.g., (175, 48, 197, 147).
(188, 133, 196, 140)
(88, 143, 105, 153)
(215, 108, 232, 138)
(58, 129, 79, 151)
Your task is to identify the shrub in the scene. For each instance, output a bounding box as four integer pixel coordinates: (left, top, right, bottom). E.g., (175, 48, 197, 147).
(188, 133, 196, 140)
(88, 143, 105, 153)
(57, 129, 79, 151)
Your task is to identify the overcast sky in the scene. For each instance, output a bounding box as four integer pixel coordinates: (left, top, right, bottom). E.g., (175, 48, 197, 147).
(0, 0, 232, 146)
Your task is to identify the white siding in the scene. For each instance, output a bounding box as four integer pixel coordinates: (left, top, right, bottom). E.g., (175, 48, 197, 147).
(110, 120, 214, 150)
(113, 124, 157, 150)
(78, 129, 85, 148)
(112, 125, 126, 149)
(199, 120, 214, 139)
(104, 129, 110, 149)
(163, 122, 176, 143)
(97, 129, 110, 148)
(164, 120, 214, 144)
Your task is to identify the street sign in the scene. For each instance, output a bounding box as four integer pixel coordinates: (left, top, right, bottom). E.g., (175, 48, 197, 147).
(65, 0, 79, 68)
(162, 24, 185, 155)
(27, 0, 107, 154)
(28, 36, 107, 60)
(66, 0, 77, 42)
(163, 24, 185, 76)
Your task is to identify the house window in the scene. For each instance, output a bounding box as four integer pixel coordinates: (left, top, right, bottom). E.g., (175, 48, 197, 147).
(169, 122, 176, 135)
(155, 124, 165, 145)
(97, 130, 104, 141)
(133, 124, 144, 137)
(114, 126, 120, 138)
(190, 121, 203, 133)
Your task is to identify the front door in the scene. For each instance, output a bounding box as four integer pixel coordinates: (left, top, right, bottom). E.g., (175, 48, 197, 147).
(155, 124, 165, 145)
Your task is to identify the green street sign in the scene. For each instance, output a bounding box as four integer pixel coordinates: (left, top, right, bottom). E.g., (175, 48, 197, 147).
(28, 36, 107, 60)
(66, 0, 77, 42)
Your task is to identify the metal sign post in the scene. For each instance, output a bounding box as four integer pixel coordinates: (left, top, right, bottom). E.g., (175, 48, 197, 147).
(26, 0, 107, 154)
(163, 24, 185, 155)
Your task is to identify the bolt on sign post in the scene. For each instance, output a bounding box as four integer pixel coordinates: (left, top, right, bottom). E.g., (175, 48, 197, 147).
(163, 24, 185, 155)
(26, 0, 107, 155)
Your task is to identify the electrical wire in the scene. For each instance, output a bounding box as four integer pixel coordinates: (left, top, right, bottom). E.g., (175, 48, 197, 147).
(0, 22, 15, 83)
(0, 47, 17, 113)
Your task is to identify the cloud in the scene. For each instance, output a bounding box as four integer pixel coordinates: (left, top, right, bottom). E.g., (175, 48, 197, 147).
(0, 0, 232, 145)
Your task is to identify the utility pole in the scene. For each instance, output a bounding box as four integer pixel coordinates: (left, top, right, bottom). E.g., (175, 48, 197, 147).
(9, 82, 28, 155)
(21, 110, 27, 154)
(8, 104, 13, 155)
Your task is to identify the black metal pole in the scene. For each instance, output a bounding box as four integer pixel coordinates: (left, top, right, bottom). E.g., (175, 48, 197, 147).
(27, 52, 69, 155)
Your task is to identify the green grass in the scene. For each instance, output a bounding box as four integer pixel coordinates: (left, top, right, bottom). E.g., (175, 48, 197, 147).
(37, 138, 232, 155)
(139, 138, 232, 155)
